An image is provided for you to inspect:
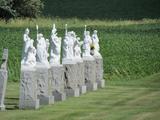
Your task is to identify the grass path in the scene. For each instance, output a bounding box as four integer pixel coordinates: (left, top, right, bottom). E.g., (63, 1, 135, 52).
(0, 73, 160, 120)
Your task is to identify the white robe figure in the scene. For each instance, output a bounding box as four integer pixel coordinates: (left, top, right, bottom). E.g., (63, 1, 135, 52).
(24, 45, 36, 67)
(21, 28, 34, 64)
(36, 33, 49, 66)
(92, 30, 101, 56)
(50, 24, 62, 65)
(83, 31, 92, 57)
(74, 37, 83, 59)
(63, 31, 74, 60)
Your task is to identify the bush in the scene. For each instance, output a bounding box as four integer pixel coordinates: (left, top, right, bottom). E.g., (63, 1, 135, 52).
(0, 0, 43, 18)
(13, 0, 44, 18)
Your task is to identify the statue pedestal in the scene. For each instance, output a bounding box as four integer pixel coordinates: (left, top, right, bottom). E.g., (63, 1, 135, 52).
(75, 59, 87, 94)
(50, 65, 66, 101)
(94, 55, 105, 88)
(19, 67, 39, 109)
(83, 56, 98, 91)
(0, 69, 8, 111)
(62, 59, 80, 97)
(35, 65, 54, 105)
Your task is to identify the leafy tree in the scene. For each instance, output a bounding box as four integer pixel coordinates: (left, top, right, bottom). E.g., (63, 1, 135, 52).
(0, 0, 43, 19)
(13, 0, 44, 18)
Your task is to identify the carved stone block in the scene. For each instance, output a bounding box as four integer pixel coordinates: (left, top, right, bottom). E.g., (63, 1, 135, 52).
(94, 56, 105, 88)
(35, 65, 54, 105)
(0, 70, 8, 111)
(63, 60, 80, 97)
(83, 56, 98, 91)
(50, 65, 66, 101)
(76, 60, 87, 94)
(19, 67, 39, 109)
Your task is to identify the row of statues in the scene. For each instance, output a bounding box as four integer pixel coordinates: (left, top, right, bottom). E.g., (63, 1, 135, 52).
(21, 24, 101, 67)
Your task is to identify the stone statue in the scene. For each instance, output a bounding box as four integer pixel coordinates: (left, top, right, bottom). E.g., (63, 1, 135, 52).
(63, 24, 75, 60)
(21, 28, 37, 67)
(83, 31, 92, 57)
(24, 45, 36, 67)
(74, 37, 83, 59)
(50, 24, 62, 65)
(36, 33, 49, 66)
(92, 30, 101, 56)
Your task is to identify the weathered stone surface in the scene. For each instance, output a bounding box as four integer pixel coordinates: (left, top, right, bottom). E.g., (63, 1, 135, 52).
(19, 67, 39, 109)
(76, 60, 86, 94)
(50, 65, 66, 101)
(94, 56, 105, 88)
(35, 65, 54, 105)
(0, 70, 7, 111)
(0, 49, 8, 111)
(83, 56, 97, 91)
(64, 88, 80, 98)
(63, 60, 80, 97)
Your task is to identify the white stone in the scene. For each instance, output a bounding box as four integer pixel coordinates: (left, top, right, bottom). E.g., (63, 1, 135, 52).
(63, 60, 80, 97)
(36, 33, 49, 66)
(94, 55, 105, 88)
(19, 67, 39, 109)
(50, 24, 62, 65)
(83, 56, 98, 91)
(35, 65, 54, 105)
(82, 31, 92, 57)
(50, 65, 66, 101)
(0, 49, 8, 111)
(92, 30, 101, 57)
(21, 28, 36, 67)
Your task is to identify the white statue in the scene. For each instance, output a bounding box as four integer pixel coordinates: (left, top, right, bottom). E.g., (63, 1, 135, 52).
(92, 30, 101, 56)
(74, 37, 83, 59)
(83, 30, 92, 57)
(63, 24, 75, 60)
(21, 28, 36, 67)
(50, 24, 62, 65)
(36, 33, 49, 66)
(24, 44, 36, 67)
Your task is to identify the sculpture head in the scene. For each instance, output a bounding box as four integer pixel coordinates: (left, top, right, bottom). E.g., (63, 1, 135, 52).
(38, 33, 43, 39)
(93, 30, 97, 34)
(86, 31, 90, 36)
(25, 28, 30, 35)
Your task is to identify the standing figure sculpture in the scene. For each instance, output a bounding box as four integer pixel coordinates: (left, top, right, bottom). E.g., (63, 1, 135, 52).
(74, 36, 83, 59)
(63, 24, 75, 60)
(83, 30, 92, 57)
(21, 28, 36, 67)
(36, 33, 49, 66)
(92, 30, 101, 56)
(50, 24, 62, 65)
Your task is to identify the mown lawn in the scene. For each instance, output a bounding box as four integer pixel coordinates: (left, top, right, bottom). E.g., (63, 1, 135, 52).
(0, 73, 160, 120)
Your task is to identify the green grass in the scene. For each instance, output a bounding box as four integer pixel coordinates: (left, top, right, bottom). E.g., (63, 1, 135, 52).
(0, 18, 160, 81)
(1, 73, 160, 120)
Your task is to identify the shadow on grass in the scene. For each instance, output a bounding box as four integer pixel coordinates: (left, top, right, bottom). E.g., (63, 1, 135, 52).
(5, 97, 19, 110)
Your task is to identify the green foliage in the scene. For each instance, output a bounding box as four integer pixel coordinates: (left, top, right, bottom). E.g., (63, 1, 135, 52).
(0, 0, 43, 18)
(0, 0, 16, 18)
(13, 0, 44, 17)
(43, 0, 160, 19)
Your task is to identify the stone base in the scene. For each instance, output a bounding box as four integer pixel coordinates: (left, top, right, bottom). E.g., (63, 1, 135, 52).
(83, 56, 96, 84)
(97, 80, 105, 88)
(63, 60, 78, 89)
(79, 85, 87, 94)
(19, 99, 39, 110)
(52, 91, 66, 101)
(0, 104, 5, 111)
(65, 88, 80, 98)
(38, 95, 54, 105)
(19, 67, 40, 109)
(86, 82, 98, 91)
